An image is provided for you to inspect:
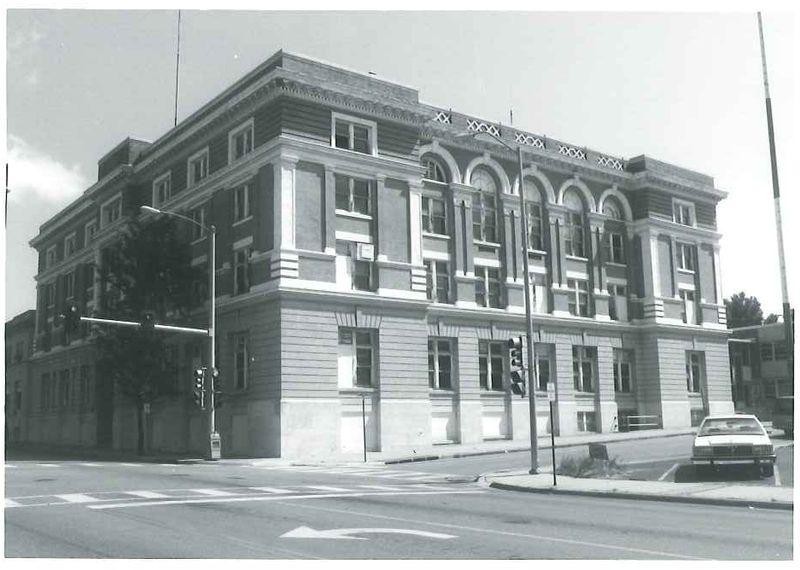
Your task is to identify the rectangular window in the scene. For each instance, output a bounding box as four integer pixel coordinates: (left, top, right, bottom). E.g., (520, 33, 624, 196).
(191, 206, 206, 241)
(234, 184, 251, 222)
(479, 340, 505, 391)
(537, 357, 550, 392)
(352, 258, 372, 291)
(40, 372, 50, 411)
(608, 284, 627, 321)
(46, 283, 55, 308)
(677, 243, 696, 271)
(565, 213, 585, 257)
(686, 351, 704, 393)
(608, 232, 625, 263)
(773, 342, 788, 360)
(424, 260, 450, 303)
(65, 233, 77, 257)
(567, 279, 589, 317)
(64, 271, 75, 300)
(85, 220, 98, 243)
(335, 175, 373, 216)
(229, 120, 254, 162)
(188, 148, 209, 186)
(475, 266, 501, 308)
(102, 196, 122, 227)
(422, 196, 447, 235)
(673, 201, 695, 226)
(153, 173, 172, 207)
(472, 194, 498, 242)
(233, 248, 250, 295)
(759, 343, 774, 362)
(332, 114, 376, 155)
(577, 411, 597, 432)
(572, 346, 596, 393)
(613, 349, 634, 393)
(337, 328, 375, 388)
(233, 333, 249, 390)
(526, 202, 544, 251)
(428, 339, 453, 390)
(680, 289, 696, 324)
(46, 245, 57, 268)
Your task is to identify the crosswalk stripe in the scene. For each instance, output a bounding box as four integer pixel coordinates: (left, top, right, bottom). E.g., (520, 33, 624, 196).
(79, 463, 103, 467)
(357, 484, 408, 491)
(119, 463, 143, 467)
(303, 485, 351, 492)
(55, 493, 97, 503)
(36, 463, 60, 468)
(126, 491, 169, 499)
(5, 498, 21, 507)
(379, 472, 438, 479)
(248, 487, 293, 494)
(190, 489, 237, 496)
(5, 464, 18, 468)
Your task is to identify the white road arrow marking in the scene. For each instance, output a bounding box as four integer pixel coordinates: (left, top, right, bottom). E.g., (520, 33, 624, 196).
(280, 526, 456, 541)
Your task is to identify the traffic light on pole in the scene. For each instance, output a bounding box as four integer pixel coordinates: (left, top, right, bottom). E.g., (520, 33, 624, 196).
(141, 312, 156, 332)
(193, 367, 206, 410)
(508, 336, 526, 398)
(210, 367, 222, 409)
(64, 304, 81, 333)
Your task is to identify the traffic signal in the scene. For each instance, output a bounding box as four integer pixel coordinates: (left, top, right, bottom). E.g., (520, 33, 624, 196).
(210, 367, 223, 409)
(193, 367, 205, 409)
(62, 304, 81, 333)
(141, 312, 156, 331)
(508, 336, 526, 398)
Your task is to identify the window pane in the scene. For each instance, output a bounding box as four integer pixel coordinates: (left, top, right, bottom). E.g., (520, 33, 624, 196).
(537, 359, 549, 391)
(335, 120, 349, 149)
(352, 180, 370, 214)
(335, 177, 350, 210)
(352, 125, 370, 154)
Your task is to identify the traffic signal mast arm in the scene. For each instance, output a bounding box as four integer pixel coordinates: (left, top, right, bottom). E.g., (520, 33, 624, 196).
(79, 316, 210, 336)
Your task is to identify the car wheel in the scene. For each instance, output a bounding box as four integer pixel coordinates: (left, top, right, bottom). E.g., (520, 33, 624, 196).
(760, 464, 774, 478)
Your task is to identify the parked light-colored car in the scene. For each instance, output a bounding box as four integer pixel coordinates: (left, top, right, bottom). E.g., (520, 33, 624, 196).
(691, 414, 776, 477)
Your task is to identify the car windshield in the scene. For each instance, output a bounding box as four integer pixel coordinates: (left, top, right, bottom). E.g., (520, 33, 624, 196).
(698, 418, 765, 436)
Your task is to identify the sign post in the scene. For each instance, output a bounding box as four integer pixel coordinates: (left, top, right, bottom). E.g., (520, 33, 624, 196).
(549, 397, 557, 487)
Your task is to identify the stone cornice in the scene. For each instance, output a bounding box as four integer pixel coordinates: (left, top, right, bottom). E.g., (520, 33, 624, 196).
(631, 216, 722, 242)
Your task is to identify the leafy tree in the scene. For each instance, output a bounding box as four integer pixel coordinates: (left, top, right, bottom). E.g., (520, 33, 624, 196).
(764, 313, 780, 324)
(724, 292, 764, 329)
(95, 217, 206, 455)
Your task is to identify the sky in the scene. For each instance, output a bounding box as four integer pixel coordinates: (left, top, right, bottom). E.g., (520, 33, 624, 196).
(3, 6, 798, 320)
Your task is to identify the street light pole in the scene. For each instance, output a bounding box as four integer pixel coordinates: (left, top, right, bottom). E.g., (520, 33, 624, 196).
(140, 205, 220, 460)
(457, 131, 539, 474)
(515, 144, 540, 475)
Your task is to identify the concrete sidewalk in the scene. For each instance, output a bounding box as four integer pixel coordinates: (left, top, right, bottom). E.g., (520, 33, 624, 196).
(486, 472, 794, 510)
(374, 427, 697, 464)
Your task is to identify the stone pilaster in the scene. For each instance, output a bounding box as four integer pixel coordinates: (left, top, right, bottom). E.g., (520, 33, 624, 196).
(272, 155, 300, 280)
(323, 166, 336, 254)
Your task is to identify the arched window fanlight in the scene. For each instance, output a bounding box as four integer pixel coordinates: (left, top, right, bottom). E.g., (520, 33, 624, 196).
(422, 157, 448, 183)
(470, 167, 497, 193)
(603, 198, 623, 220)
(563, 189, 584, 212)
(522, 177, 541, 202)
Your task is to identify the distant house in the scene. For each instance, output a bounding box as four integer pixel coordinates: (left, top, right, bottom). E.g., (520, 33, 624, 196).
(729, 319, 794, 420)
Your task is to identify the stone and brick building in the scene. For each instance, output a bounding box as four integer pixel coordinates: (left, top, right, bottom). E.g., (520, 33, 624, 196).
(20, 50, 733, 458)
(5, 310, 36, 444)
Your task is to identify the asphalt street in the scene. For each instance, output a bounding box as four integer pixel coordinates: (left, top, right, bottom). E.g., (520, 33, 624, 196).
(4, 450, 793, 559)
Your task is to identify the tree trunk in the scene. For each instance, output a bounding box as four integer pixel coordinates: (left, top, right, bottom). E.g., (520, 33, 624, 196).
(136, 400, 145, 456)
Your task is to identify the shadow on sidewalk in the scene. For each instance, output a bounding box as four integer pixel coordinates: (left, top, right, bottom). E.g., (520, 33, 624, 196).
(4, 444, 194, 464)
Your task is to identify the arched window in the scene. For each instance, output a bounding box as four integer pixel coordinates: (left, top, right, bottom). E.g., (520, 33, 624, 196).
(602, 198, 623, 220)
(422, 156, 448, 183)
(523, 177, 545, 251)
(563, 189, 585, 257)
(471, 167, 498, 242)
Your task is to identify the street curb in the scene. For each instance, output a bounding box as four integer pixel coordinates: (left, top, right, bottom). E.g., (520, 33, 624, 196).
(488, 480, 794, 511)
(383, 430, 696, 465)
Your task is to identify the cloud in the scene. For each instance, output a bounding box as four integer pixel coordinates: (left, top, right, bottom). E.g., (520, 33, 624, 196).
(7, 135, 89, 204)
(8, 26, 45, 56)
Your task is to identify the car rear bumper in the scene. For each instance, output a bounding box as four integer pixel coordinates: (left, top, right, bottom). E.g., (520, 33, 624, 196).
(691, 455, 776, 466)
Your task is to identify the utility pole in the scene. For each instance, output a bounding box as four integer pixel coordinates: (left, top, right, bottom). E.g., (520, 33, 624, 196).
(757, 12, 794, 387)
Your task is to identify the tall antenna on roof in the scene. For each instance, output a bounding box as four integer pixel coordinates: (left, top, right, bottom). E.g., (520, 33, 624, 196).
(510, 109, 513, 126)
(173, 10, 182, 127)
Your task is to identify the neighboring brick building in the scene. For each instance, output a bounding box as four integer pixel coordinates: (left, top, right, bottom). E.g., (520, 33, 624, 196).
(23, 50, 733, 458)
(729, 320, 794, 420)
(5, 310, 36, 444)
